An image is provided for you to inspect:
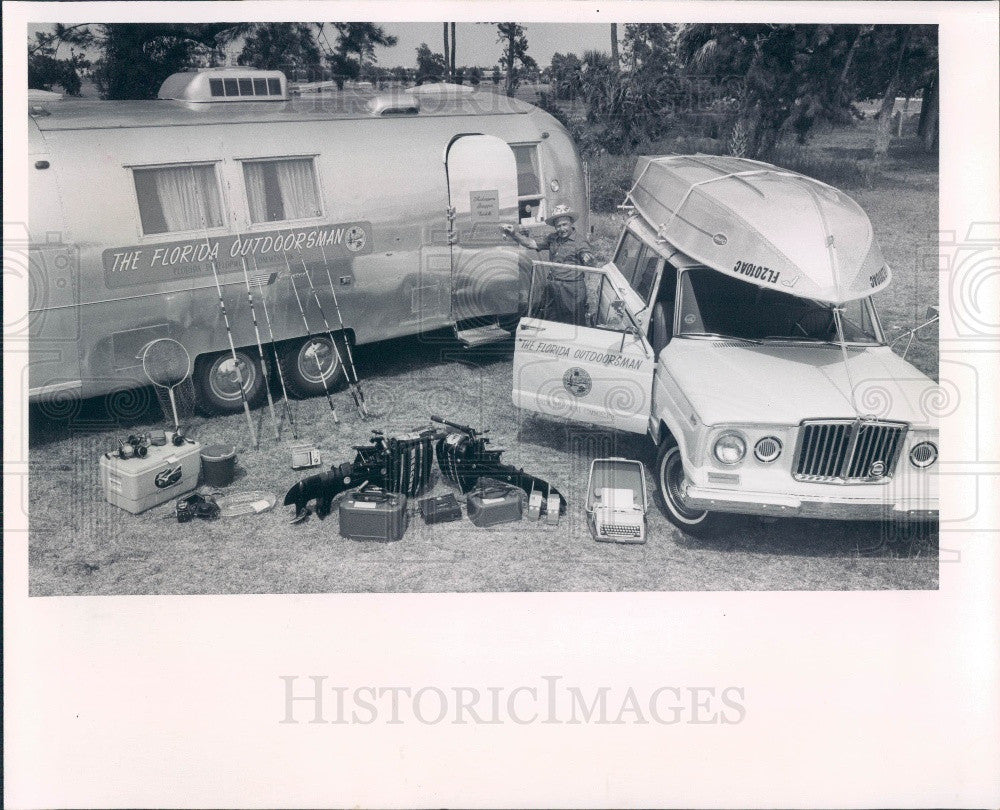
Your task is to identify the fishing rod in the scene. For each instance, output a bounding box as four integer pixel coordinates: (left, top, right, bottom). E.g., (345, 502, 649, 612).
(239, 255, 280, 440)
(319, 244, 369, 419)
(300, 257, 366, 420)
(249, 254, 298, 439)
(283, 249, 339, 423)
(201, 219, 258, 449)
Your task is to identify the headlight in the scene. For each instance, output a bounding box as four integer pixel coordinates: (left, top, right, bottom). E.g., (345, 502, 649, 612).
(713, 432, 746, 465)
(909, 441, 938, 468)
(754, 436, 782, 463)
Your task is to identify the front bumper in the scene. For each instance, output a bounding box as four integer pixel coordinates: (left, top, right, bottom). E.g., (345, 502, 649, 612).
(681, 484, 938, 522)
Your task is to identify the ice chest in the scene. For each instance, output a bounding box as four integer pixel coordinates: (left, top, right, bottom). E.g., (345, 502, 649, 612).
(339, 488, 408, 541)
(100, 439, 202, 514)
(586, 457, 648, 544)
(466, 479, 523, 527)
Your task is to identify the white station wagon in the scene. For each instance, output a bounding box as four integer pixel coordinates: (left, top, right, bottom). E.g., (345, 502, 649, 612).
(512, 155, 939, 536)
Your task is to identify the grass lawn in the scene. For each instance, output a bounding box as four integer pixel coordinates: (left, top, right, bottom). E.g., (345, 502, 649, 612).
(27, 115, 938, 596)
(29, 329, 937, 596)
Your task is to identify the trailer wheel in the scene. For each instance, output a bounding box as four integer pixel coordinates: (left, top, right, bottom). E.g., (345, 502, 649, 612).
(278, 336, 346, 399)
(654, 438, 728, 538)
(194, 349, 265, 414)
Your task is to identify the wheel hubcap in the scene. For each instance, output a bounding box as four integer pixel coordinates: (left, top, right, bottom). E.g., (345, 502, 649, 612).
(210, 356, 254, 401)
(299, 339, 339, 384)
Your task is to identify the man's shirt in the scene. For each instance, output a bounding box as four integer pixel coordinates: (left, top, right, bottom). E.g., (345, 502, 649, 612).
(537, 228, 594, 267)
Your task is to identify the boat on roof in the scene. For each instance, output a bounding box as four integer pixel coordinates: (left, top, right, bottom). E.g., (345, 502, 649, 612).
(627, 154, 890, 304)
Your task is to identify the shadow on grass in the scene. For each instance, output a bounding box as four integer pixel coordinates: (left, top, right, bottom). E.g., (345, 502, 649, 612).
(670, 513, 939, 563)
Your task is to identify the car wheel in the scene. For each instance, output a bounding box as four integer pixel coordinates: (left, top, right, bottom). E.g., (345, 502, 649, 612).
(654, 437, 726, 538)
(278, 335, 346, 399)
(194, 349, 265, 414)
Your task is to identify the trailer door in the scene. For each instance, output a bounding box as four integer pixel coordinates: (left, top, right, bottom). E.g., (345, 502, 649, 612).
(445, 135, 520, 323)
(512, 261, 655, 435)
(26, 138, 83, 402)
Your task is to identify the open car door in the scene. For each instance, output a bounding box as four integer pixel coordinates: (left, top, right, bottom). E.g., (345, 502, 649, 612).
(512, 261, 655, 434)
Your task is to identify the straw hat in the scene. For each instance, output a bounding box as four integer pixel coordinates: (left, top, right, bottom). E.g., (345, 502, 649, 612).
(545, 204, 578, 226)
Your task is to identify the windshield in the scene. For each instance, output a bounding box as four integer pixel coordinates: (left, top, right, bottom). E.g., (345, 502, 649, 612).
(677, 266, 883, 344)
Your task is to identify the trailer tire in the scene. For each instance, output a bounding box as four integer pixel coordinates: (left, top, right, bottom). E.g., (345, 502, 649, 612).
(194, 349, 265, 415)
(278, 335, 346, 400)
(654, 438, 729, 539)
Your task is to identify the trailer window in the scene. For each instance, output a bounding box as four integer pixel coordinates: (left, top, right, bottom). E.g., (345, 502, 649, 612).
(512, 145, 544, 223)
(133, 164, 224, 235)
(242, 158, 322, 223)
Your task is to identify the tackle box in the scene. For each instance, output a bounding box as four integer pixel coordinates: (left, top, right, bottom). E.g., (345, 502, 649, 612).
(99, 436, 202, 514)
(585, 458, 648, 544)
(339, 486, 409, 541)
(418, 493, 463, 524)
(466, 479, 523, 527)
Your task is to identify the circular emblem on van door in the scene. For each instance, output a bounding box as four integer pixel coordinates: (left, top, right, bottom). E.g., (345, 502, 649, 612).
(562, 367, 592, 397)
(345, 226, 367, 252)
(869, 460, 886, 478)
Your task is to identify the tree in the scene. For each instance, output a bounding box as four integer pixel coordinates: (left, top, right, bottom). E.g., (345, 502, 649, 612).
(678, 24, 867, 157)
(610, 24, 620, 70)
(93, 23, 232, 99)
(228, 23, 321, 71)
(28, 25, 94, 95)
(468, 66, 483, 86)
(491, 65, 501, 86)
(450, 22, 457, 79)
(872, 27, 912, 159)
(415, 43, 446, 84)
(443, 23, 451, 80)
(329, 23, 397, 82)
(851, 25, 937, 153)
(496, 23, 537, 96)
(550, 52, 583, 100)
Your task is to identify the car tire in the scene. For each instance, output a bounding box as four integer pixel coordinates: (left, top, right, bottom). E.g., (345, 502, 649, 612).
(654, 437, 728, 538)
(278, 335, 346, 399)
(194, 348, 265, 414)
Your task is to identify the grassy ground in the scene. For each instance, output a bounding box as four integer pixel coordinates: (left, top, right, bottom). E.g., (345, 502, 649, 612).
(27, 114, 938, 596)
(29, 326, 937, 596)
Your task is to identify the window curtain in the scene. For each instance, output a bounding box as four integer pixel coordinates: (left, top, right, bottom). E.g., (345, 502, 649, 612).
(243, 162, 270, 223)
(152, 165, 222, 231)
(275, 160, 320, 220)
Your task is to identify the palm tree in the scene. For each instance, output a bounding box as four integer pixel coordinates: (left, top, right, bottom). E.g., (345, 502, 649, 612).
(443, 22, 450, 80)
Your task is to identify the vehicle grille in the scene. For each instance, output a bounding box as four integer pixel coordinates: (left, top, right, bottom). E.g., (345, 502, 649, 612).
(793, 420, 908, 483)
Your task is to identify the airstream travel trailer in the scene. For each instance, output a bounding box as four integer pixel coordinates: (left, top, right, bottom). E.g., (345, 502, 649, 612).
(512, 155, 938, 534)
(27, 68, 587, 412)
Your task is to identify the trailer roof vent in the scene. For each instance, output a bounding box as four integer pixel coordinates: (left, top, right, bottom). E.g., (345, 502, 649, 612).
(366, 92, 420, 117)
(158, 68, 288, 102)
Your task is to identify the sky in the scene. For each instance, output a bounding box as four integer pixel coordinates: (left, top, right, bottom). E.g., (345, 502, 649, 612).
(369, 23, 615, 68)
(29, 22, 618, 70)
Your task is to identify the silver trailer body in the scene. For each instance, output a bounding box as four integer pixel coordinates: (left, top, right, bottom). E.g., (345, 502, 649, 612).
(27, 72, 587, 407)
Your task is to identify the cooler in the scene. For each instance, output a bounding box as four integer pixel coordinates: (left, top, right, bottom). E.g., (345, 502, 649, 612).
(100, 437, 202, 514)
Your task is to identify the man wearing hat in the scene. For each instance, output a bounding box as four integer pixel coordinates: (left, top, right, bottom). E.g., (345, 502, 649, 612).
(501, 204, 593, 325)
